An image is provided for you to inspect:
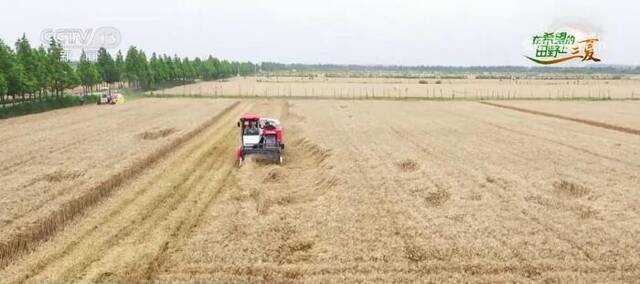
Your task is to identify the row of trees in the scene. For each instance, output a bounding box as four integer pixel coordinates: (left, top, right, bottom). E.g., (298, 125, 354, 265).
(0, 35, 76, 106)
(0, 34, 257, 107)
(78, 47, 256, 92)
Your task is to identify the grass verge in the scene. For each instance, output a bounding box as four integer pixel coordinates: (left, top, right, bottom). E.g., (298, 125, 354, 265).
(0, 95, 98, 119)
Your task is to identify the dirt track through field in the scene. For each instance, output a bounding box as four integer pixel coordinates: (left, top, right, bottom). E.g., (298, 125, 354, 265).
(480, 101, 640, 136)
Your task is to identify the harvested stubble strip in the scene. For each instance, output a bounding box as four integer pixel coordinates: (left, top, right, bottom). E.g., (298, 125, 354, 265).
(0, 101, 240, 267)
(480, 101, 640, 136)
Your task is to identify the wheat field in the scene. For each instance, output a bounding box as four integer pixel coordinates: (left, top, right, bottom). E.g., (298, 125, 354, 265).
(3, 0, 640, 281)
(0, 93, 639, 282)
(154, 76, 640, 100)
(0, 98, 238, 267)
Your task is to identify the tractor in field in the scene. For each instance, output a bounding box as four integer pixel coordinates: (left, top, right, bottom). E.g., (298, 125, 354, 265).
(96, 88, 125, 105)
(236, 113, 285, 166)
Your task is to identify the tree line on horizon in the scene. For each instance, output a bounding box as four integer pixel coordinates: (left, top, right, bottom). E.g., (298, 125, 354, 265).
(0, 34, 256, 107)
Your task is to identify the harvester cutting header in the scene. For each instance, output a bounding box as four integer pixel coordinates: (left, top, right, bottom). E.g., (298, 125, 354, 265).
(236, 114, 285, 166)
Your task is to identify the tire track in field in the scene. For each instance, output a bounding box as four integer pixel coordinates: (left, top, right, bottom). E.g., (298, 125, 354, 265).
(141, 152, 238, 282)
(59, 130, 237, 281)
(148, 100, 340, 281)
(142, 102, 291, 280)
(480, 101, 640, 136)
(0, 101, 242, 270)
(88, 101, 298, 281)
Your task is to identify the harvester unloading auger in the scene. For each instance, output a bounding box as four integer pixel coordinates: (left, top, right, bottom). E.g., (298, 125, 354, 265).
(236, 113, 285, 166)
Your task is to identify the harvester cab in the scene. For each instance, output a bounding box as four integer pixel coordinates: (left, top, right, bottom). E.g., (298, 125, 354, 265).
(236, 114, 285, 166)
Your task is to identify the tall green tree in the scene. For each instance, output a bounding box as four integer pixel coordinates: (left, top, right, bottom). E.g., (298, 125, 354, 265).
(0, 73, 6, 93)
(15, 34, 37, 99)
(108, 46, 257, 90)
(124, 46, 151, 88)
(47, 37, 66, 96)
(137, 51, 151, 87)
(77, 50, 101, 94)
(63, 63, 80, 91)
(114, 50, 124, 87)
(7, 63, 29, 102)
(0, 39, 13, 105)
(124, 46, 140, 87)
(34, 46, 50, 98)
(182, 57, 195, 81)
(173, 55, 185, 81)
(96, 47, 118, 86)
(0, 40, 29, 103)
(0, 73, 7, 106)
(166, 55, 177, 81)
(148, 52, 162, 84)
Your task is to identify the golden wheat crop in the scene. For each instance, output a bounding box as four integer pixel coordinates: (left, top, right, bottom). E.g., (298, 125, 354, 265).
(1, 94, 639, 283)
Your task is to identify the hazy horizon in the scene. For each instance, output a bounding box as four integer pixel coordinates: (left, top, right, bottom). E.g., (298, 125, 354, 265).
(1, 0, 638, 66)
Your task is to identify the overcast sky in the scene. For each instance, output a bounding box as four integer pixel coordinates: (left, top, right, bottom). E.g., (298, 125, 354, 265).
(1, 0, 637, 66)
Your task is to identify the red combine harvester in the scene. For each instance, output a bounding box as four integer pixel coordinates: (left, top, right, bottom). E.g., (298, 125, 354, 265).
(236, 113, 285, 166)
